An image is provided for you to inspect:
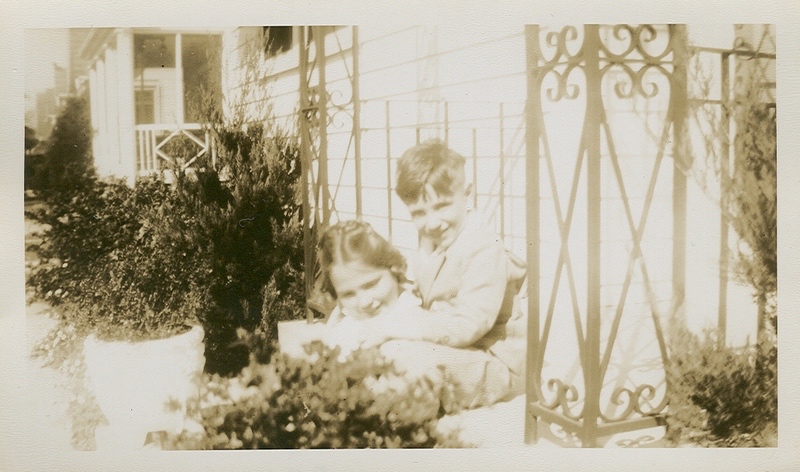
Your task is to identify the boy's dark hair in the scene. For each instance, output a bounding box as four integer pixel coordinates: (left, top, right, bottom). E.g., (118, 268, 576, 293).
(395, 140, 466, 204)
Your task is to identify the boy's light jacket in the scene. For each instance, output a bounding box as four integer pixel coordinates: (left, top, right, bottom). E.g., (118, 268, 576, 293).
(409, 213, 528, 377)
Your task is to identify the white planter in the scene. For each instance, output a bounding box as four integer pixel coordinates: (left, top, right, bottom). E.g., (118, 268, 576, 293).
(83, 325, 205, 449)
(277, 319, 326, 359)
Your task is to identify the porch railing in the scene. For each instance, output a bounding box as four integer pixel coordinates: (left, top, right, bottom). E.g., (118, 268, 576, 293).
(135, 123, 216, 177)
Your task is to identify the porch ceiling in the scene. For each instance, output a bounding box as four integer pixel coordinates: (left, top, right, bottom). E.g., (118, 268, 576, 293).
(79, 28, 227, 65)
(78, 28, 115, 64)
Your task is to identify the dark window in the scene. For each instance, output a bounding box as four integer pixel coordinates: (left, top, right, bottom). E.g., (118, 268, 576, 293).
(134, 89, 155, 124)
(134, 34, 176, 69)
(262, 26, 293, 57)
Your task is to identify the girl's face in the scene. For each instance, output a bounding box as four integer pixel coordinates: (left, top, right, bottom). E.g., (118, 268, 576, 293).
(329, 259, 400, 320)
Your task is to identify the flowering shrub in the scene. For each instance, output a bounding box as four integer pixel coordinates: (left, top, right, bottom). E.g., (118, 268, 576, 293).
(26, 176, 209, 342)
(163, 342, 464, 449)
(26, 177, 143, 299)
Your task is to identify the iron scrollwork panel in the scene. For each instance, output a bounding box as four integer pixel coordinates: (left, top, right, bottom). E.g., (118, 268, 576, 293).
(528, 24, 682, 446)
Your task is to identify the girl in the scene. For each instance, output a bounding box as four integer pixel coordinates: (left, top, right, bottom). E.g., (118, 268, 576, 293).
(316, 220, 419, 356)
(316, 220, 521, 414)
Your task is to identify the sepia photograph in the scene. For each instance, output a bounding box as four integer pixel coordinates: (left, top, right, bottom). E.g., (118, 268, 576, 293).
(3, 1, 799, 471)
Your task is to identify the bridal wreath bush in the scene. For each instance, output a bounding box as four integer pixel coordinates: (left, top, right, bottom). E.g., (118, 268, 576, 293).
(164, 342, 463, 449)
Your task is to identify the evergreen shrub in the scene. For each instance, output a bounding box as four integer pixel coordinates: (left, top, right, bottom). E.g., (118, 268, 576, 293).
(27, 122, 305, 372)
(665, 319, 777, 446)
(33, 95, 95, 197)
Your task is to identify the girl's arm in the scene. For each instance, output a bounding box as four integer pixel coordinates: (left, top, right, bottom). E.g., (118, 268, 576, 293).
(364, 241, 511, 348)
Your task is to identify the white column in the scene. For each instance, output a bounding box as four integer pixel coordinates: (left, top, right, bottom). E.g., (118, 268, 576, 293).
(95, 55, 109, 178)
(88, 64, 102, 175)
(175, 33, 184, 125)
(116, 29, 137, 185)
(105, 44, 121, 176)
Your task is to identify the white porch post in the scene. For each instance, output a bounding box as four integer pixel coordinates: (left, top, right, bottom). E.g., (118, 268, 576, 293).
(88, 64, 102, 175)
(95, 55, 109, 178)
(116, 29, 136, 185)
(104, 43, 121, 176)
(175, 33, 185, 125)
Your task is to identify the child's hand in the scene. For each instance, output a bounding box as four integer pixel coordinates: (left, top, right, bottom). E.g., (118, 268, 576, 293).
(357, 317, 392, 350)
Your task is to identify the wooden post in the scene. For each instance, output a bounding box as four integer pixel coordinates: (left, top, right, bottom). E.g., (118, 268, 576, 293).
(116, 29, 137, 185)
(175, 34, 185, 126)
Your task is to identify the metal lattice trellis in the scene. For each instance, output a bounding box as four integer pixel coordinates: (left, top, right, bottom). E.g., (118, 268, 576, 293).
(298, 26, 362, 320)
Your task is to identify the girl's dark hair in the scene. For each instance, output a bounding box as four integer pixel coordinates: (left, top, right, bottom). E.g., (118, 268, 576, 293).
(317, 220, 408, 298)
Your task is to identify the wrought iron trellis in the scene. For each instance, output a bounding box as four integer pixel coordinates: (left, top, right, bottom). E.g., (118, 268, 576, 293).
(298, 26, 362, 320)
(524, 24, 688, 447)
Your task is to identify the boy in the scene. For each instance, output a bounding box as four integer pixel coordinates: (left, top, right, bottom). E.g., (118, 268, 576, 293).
(362, 140, 527, 411)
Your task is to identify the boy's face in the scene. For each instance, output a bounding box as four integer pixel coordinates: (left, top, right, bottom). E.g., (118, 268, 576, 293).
(406, 181, 471, 252)
(330, 259, 400, 320)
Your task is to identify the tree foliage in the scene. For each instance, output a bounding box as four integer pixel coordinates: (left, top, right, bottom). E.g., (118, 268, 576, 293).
(25, 125, 39, 153)
(688, 33, 777, 343)
(37, 95, 95, 197)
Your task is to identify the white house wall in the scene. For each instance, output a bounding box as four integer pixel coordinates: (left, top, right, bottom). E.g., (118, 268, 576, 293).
(222, 27, 302, 129)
